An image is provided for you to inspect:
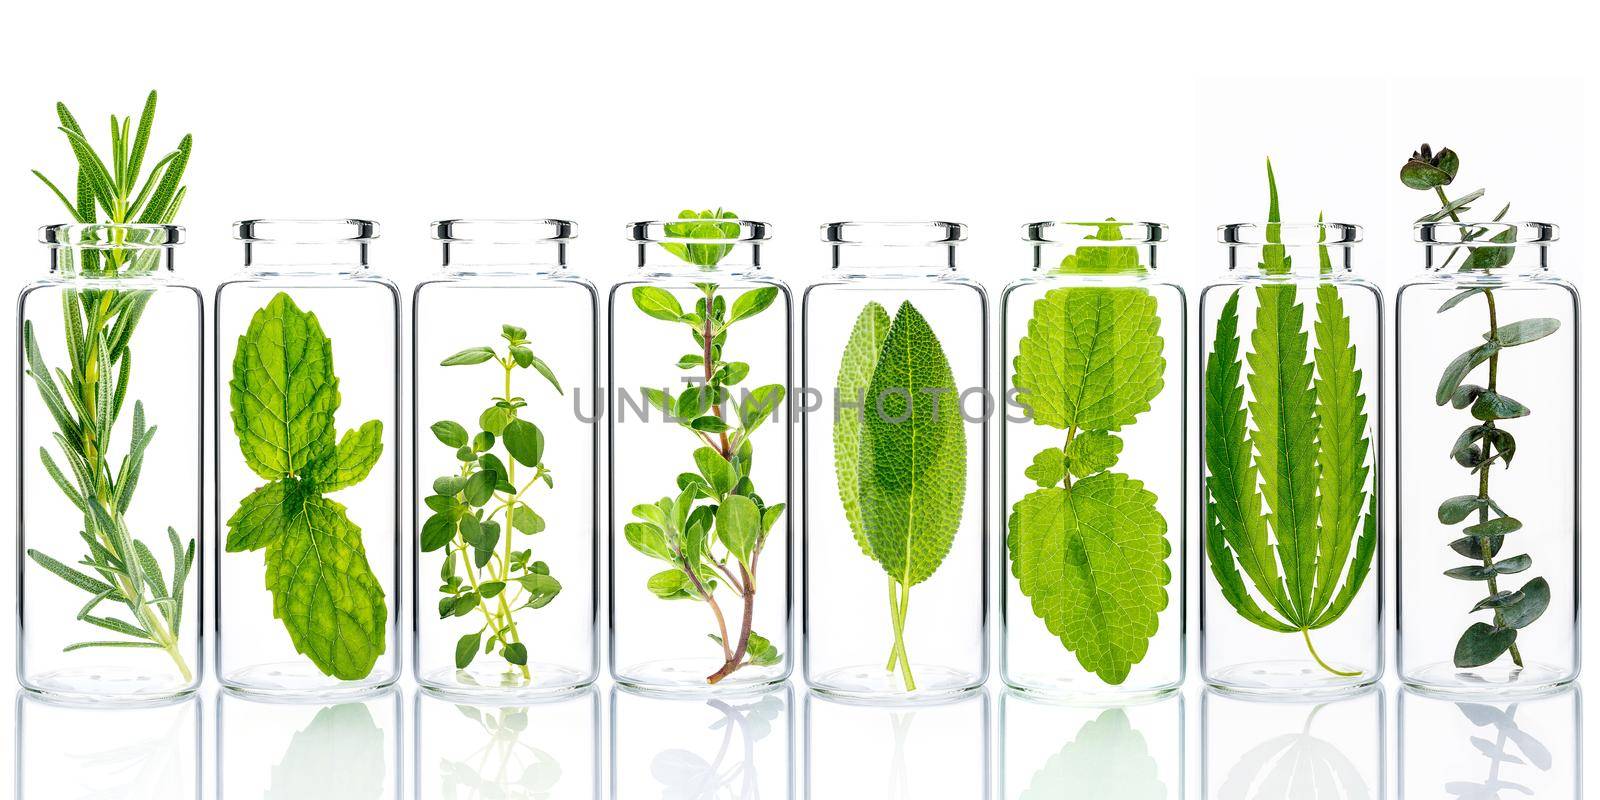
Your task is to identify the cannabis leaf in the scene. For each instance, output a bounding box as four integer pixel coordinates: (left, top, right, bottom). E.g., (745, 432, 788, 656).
(1203, 162, 1377, 676)
(1018, 708, 1167, 800)
(1008, 269, 1170, 684)
(227, 292, 387, 680)
(843, 300, 967, 690)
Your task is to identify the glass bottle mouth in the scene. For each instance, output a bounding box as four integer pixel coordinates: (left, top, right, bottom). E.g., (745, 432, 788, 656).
(235, 218, 377, 273)
(41, 223, 184, 248)
(1219, 222, 1361, 246)
(234, 218, 379, 243)
(1415, 221, 1558, 245)
(823, 221, 965, 273)
(432, 218, 575, 243)
(822, 221, 966, 246)
(1023, 220, 1165, 244)
(432, 219, 575, 271)
(627, 218, 769, 244)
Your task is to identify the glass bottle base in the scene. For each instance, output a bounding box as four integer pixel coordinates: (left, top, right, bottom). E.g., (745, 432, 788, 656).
(221, 661, 397, 700)
(808, 663, 981, 702)
(1401, 660, 1574, 698)
(21, 666, 196, 705)
(613, 657, 786, 696)
(1205, 660, 1377, 697)
(1002, 670, 1180, 702)
(418, 662, 594, 700)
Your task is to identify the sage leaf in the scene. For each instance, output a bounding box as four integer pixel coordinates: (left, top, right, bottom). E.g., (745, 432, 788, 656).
(833, 302, 892, 557)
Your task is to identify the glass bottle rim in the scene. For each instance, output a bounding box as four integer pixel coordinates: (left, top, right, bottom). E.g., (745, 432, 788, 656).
(432, 218, 576, 243)
(1219, 222, 1361, 245)
(627, 218, 769, 243)
(40, 222, 184, 248)
(1415, 221, 1558, 245)
(234, 218, 379, 243)
(822, 221, 966, 246)
(1023, 220, 1165, 244)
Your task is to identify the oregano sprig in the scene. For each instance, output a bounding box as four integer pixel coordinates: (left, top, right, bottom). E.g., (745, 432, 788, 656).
(23, 91, 196, 679)
(1400, 144, 1553, 669)
(622, 209, 787, 684)
(422, 325, 564, 680)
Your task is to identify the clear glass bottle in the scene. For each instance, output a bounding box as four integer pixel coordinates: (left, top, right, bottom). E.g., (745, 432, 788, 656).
(17, 223, 204, 700)
(412, 219, 599, 697)
(1396, 222, 1578, 694)
(609, 216, 793, 692)
(1199, 222, 1383, 693)
(802, 221, 987, 699)
(1000, 220, 1185, 697)
(215, 219, 401, 696)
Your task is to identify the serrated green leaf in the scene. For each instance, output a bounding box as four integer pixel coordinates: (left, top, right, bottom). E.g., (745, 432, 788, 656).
(309, 420, 384, 492)
(229, 293, 339, 480)
(1310, 284, 1371, 615)
(1013, 287, 1164, 431)
(1064, 430, 1122, 478)
(1009, 473, 1170, 684)
(1024, 447, 1066, 489)
(834, 301, 893, 557)
(858, 301, 966, 588)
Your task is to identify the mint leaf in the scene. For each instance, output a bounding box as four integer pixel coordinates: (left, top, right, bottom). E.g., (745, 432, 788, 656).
(1013, 287, 1164, 432)
(1009, 473, 1169, 685)
(1064, 430, 1122, 478)
(858, 301, 966, 588)
(227, 292, 387, 681)
(310, 420, 384, 492)
(833, 301, 892, 557)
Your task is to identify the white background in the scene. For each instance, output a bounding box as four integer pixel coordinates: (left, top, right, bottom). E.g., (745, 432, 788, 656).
(1, 0, 1595, 797)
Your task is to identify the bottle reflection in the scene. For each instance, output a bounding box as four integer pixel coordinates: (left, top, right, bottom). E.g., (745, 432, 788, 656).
(1203, 686, 1383, 799)
(15, 690, 200, 800)
(217, 686, 401, 799)
(610, 683, 794, 799)
(1000, 689, 1182, 799)
(1399, 684, 1580, 799)
(805, 688, 990, 799)
(416, 685, 599, 799)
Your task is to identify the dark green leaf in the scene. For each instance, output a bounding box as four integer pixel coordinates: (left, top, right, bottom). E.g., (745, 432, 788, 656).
(1493, 554, 1532, 574)
(456, 631, 482, 668)
(479, 581, 505, 598)
(1470, 391, 1529, 421)
(1438, 287, 1485, 313)
(516, 573, 561, 608)
(503, 642, 528, 665)
(502, 419, 545, 467)
(1463, 516, 1521, 537)
(1450, 534, 1502, 559)
(420, 513, 457, 551)
(479, 406, 513, 436)
(1438, 495, 1488, 525)
(1491, 318, 1560, 348)
(1454, 622, 1516, 668)
(463, 471, 497, 506)
(1444, 565, 1496, 581)
(1498, 578, 1550, 629)
(1436, 343, 1499, 405)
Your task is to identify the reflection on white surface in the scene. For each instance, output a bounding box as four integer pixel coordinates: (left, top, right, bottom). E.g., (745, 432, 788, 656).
(1000, 689, 1181, 800)
(805, 688, 990, 800)
(611, 683, 793, 799)
(15, 690, 200, 800)
(416, 686, 599, 799)
(1203, 687, 1383, 800)
(217, 687, 400, 799)
(1399, 684, 1580, 799)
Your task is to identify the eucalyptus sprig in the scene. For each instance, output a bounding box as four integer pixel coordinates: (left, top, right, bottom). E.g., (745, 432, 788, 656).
(23, 91, 195, 679)
(623, 208, 788, 684)
(422, 325, 564, 680)
(1400, 144, 1553, 670)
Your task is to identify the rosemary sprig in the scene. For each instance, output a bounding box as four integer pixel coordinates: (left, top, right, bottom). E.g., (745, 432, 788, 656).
(25, 91, 196, 680)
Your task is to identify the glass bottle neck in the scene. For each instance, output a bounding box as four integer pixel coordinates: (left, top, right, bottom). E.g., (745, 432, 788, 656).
(636, 241, 763, 275)
(1226, 243, 1355, 276)
(50, 244, 176, 278)
(244, 240, 370, 275)
(1424, 242, 1550, 275)
(831, 243, 956, 277)
(442, 240, 568, 274)
(1031, 241, 1156, 274)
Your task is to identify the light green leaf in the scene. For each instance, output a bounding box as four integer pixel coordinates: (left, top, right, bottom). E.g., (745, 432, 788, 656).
(632, 286, 687, 322)
(1008, 473, 1170, 685)
(441, 347, 496, 366)
(229, 292, 338, 480)
(1064, 430, 1122, 478)
(694, 447, 735, 496)
(309, 420, 384, 492)
(716, 494, 761, 567)
(834, 301, 893, 557)
(1013, 287, 1164, 431)
(501, 419, 545, 467)
(431, 420, 468, 448)
(648, 568, 697, 600)
(227, 479, 387, 680)
(1024, 447, 1066, 489)
(1310, 285, 1370, 615)
(728, 287, 779, 324)
(858, 301, 966, 587)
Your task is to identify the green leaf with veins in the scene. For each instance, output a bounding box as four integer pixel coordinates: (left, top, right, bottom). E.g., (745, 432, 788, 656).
(227, 292, 386, 680)
(834, 301, 892, 557)
(858, 301, 966, 588)
(1009, 474, 1169, 684)
(1013, 287, 1164, 431)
